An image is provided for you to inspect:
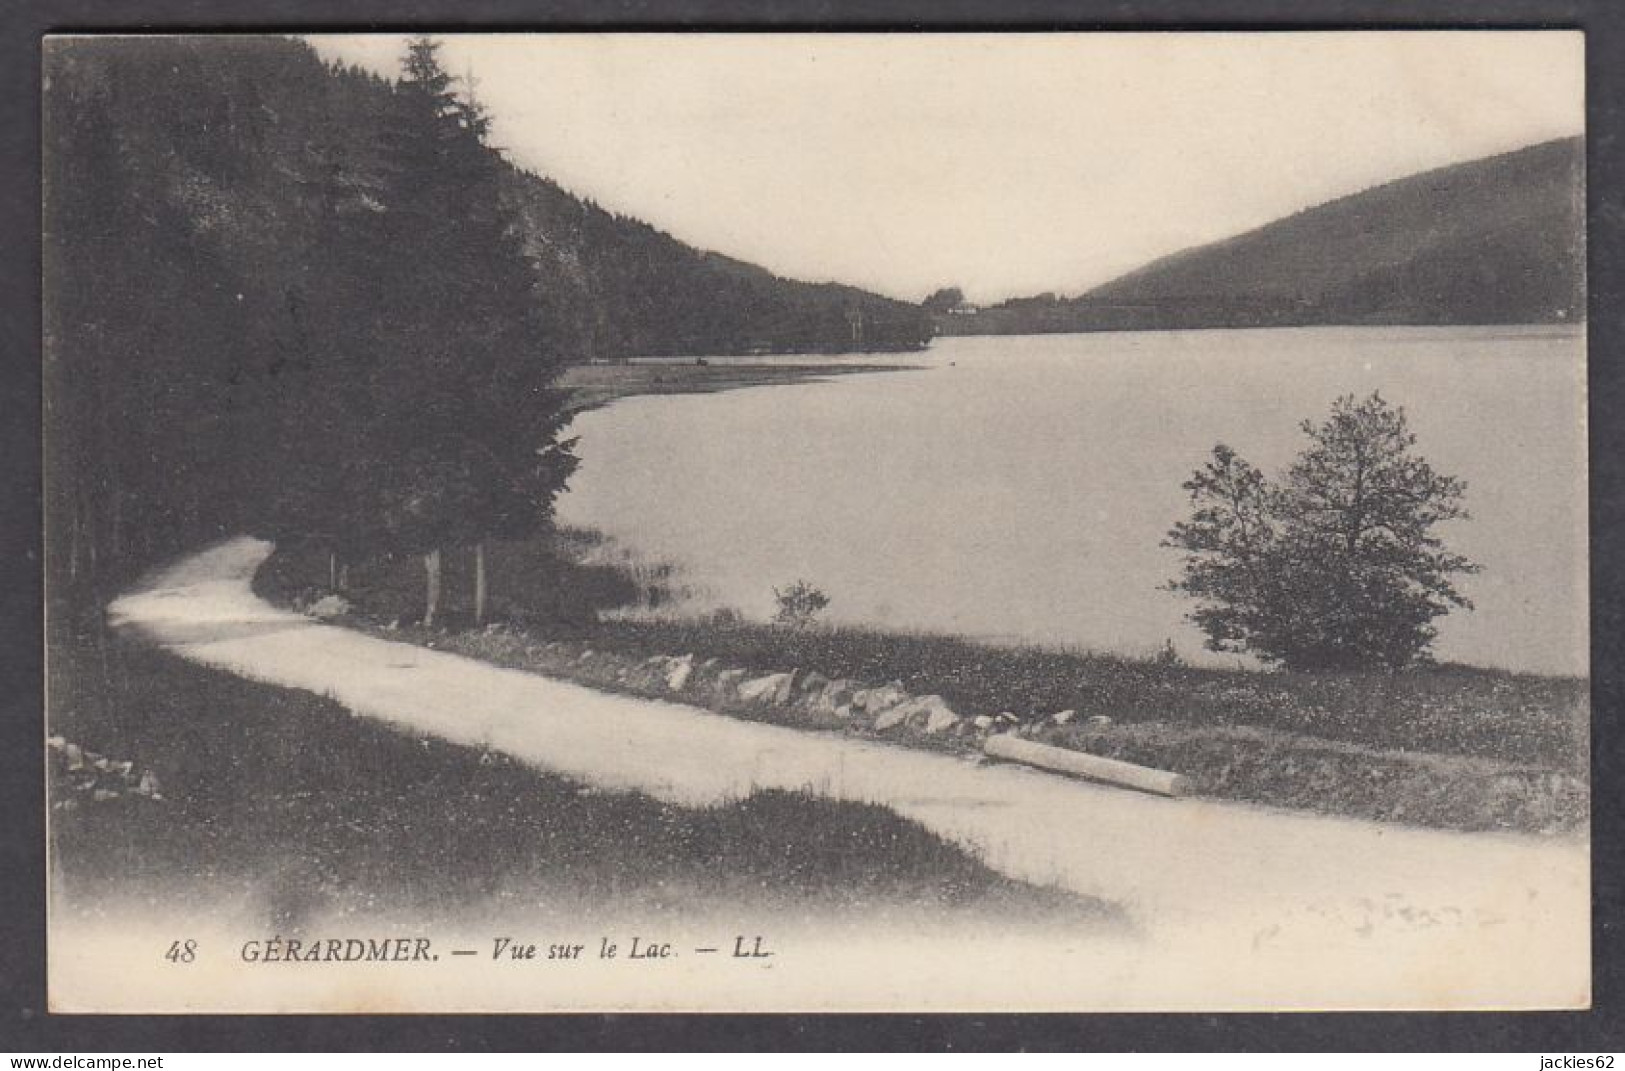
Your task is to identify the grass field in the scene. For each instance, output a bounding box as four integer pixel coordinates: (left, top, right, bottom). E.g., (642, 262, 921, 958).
(257, 538, 1589, 835)
(47, 632, 1109, 928)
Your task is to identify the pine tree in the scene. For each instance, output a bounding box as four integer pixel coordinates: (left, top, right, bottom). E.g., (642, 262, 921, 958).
(275, 93, 397, 582)
(361, 37, 578, 624)
(45, 45, 256, 614)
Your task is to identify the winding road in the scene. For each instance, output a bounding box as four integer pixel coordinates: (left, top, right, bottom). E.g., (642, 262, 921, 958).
(99, 538, 1590, 1010)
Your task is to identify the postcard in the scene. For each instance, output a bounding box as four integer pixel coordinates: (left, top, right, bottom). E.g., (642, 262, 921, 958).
(43, 30, 1588, 1012)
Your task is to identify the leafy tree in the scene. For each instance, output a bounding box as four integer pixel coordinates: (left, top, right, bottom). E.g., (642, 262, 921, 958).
(922, 287, 965, 313)
(1165, 393, 1478, 670)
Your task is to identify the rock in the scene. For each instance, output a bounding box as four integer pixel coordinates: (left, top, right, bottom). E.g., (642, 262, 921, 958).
(871, 703, 912, 732)
(911, 695, 961, 734)
(64, 743, 84, 771)
(833, 704, 856, 720)
(996, 712, 1020, 724)
(804, 677, 858, 716)
(135, 771, 161, 798)
(578, 650, 594, 662)
(47, 735, 65, 751)
(701, 657, 719, 669)
(715, 668, 748, 693)
(305, 594, 352, 619)
(384, 619, 400, 631)
(1087, 715, 1113, 728)
(824, 678, 859, 706)
(666, 655, 695, 692)
(875, 694, 959, 734)
(798, 670, 831, 695)
(972, 714, 995, 730)
(738, 672, 795, 705)
(853, 682, 909, 716)
(1053, 709, 1076, 725)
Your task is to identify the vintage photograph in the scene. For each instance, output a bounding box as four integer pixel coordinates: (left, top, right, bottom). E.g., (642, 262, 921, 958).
(43, 31, 1588, 1013)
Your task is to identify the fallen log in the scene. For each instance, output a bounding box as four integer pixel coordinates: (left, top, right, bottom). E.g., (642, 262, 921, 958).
(982, 734, 1190, 798)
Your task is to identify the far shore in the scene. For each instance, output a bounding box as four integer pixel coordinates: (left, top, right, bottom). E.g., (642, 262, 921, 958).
(560, 358, 918, 413)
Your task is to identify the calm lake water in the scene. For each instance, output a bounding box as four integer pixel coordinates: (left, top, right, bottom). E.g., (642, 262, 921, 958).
(558, 327, 1588, 676)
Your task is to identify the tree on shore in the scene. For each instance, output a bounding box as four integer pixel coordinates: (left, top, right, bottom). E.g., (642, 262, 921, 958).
(44, 35, 936, 635)
(1165, 392, 1478, 671)
(359, 37, 579, 625)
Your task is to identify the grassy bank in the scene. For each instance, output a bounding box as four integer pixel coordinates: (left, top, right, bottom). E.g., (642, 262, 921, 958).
(47, 632, 1111, 928)
(256, 539, 1589, 836)
(559, 359, 916, 413)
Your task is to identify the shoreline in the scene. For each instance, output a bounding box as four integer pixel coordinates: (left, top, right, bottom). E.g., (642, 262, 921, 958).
(255, 540, 1589, 837)
(559, 359, 920, 413)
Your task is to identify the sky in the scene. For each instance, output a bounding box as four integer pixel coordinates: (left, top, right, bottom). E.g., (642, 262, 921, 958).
(308, 32, 1583, 304)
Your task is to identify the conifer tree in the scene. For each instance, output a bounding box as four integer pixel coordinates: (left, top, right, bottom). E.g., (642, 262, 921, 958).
(363, 37, 578, 624)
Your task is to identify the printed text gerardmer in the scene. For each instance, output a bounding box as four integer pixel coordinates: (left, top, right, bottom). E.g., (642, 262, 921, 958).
(241, 937, 434, 963)
(236, 935, 776, 963)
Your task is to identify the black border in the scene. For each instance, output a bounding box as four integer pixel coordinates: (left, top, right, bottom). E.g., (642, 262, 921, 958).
(3, 1, 1620, 1052)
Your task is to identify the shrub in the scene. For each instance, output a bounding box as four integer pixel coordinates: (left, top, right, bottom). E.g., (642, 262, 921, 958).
(1165, 393, 1478, 671)
(773, 580, 830, 629)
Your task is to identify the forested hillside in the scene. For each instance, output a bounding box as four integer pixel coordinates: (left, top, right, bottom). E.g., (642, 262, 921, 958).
(938, 137, 1584, 335)
(43, 36, 930, 625)
(503, 167, 932, 357)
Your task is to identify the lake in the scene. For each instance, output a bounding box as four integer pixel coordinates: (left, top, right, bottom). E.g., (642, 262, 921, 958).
(557, 326, 1588, 676)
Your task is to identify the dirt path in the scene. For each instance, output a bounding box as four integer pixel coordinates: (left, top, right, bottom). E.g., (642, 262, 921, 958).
(104, 538, 1589, 1010)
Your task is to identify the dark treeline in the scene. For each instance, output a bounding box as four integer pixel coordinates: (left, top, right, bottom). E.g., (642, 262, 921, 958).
(45, 36, 574, 627)
(44, 36, 930, 628)
(505, 169, 934, 358)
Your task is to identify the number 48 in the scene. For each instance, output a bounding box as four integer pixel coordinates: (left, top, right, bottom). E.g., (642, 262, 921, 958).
(164, 939, 197, 964)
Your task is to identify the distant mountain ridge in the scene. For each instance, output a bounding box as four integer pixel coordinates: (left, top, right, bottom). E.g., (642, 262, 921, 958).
(938, 137, 1584, 335)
